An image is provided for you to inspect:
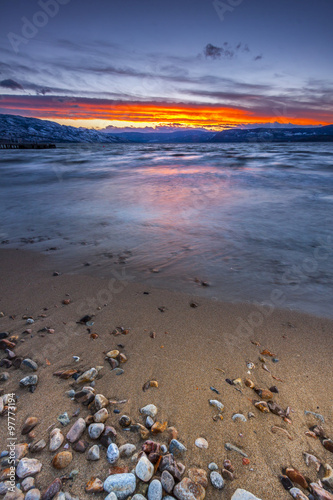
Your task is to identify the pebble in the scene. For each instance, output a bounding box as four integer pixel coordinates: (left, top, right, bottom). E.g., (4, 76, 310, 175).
(209, 399, 224, 412)
(161, 470, 175, 493)
(72, 440, 89, 453)
(87, 445, 100, 461)
(231, 490, 262, 500)
(41, 478, 62, 500)
(148, 479, 163, 500)
(19, 375, 38, 388)
(95, 394, 109, 410)
(119, 415, 132, 427)
(105, 494, 118, 500)
(94, 408, 109, 423)
(49, 429, 64, 451)
(119, 444, 136, 458)
(210, 471, 224, 490)
(232, 413, 247, 422)
(188, 468, 208, 489)
(66, 418, 86, 443)
(114, 368, 124, 375)
(169, 439, 187, 457)
(3, 487, 25, 499)
(131, 495, 146, 500)
(106, 350, 119, 358)
(106, 443, 120, 464)
(194, 438, 208, 449)
(21, 359, 38, 372)
(52, 451, 73, 469)
(174, 478, 205, 500)
(16, 458, 42, 479)
(208, 463, 218, 471)
(88, 423, 105, 439)
(21, 477, 35, 492)
(21, 417, 39, 435)
(14, 443, 29, 460)
(85, 477, 104, 493)
(0, 372, 9, 382)
(25, 488, 41, 500)
(30, 439, 46, 453)
(146, 416, 154, 428)
(57, 412, 70, 426)
(135, 455, 154, 482)
(103, 473, 136, 499)
(140, 404, 158, 417)
(75, 367, 98, 384)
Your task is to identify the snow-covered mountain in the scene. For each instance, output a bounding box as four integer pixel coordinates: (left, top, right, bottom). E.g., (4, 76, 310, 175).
(0, 114, 124, 143)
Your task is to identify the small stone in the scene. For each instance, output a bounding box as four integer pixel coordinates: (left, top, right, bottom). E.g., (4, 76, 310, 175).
(57, 412, 70, 426)
(119, 444, 136, 458)
(140, 404, 157, 417)
(210, 471, 224, 490)
(88, 423, 105, 439)
(195, 438, 208, 449)
(222, 469, 234, 481)
(114, 368, 124, 375)
(0, 372, 9, 382)
(94, 408, 109, 423)
(118, 353, 127, 363)
(105, 494, 118, 500)
(119, 415, 131, 427)
(103, 473, 136, 499)
(52, 451, 73, 469)
(25, 488, 41, 500)
(3, 487, 24, 499)
(87, 445, 100, 461)
(148, 479, 162, 500)
(135, 455, 154, 482)
(106, 443, 120, 464)
(66, 418, 86, 443)
(19, 375, 38, 388)
(49, 429, 64, 451)
(21, 417, 39, 435)
(30, 439, 46, 453)
(151, 421, 167, 434)
(85, 477, 104, 493)
(131, 495, 146, 500)
(106, 350, 120, 358)
(72, 440, 89, 453)
(161, 470, 175, 494)
(107, 358, 119, 370)
(75, 368, 98, 384)
(41, 478, 62, 500)
(169, 439, 187, 457)
(231, 489, 262, 500)
(208, 463, 218, 471)
(161, 444, 167, 454)
(21, 359, 38, 372)
(146, 416, 154, 428)
(21, 477, 35, 492)
(94, 394, 109, 410)
(14, 443, 29, 460)
(174, 478, 205, 500)
(188, 469, 208, 489)
(16, 458, 42, 479)
(100, 426, 117, 448)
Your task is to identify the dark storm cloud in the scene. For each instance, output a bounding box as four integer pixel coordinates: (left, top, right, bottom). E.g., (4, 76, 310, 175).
(0, 78, 23, 90)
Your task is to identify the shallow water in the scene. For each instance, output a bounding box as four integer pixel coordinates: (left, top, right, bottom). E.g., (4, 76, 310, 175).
(0, 142, 332, 317)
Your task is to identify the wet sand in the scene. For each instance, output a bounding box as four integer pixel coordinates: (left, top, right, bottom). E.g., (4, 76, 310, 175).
(0, 248, 332, 499)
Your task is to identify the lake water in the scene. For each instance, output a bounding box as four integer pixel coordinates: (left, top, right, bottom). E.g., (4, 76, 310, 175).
(1, 142, 332, 317)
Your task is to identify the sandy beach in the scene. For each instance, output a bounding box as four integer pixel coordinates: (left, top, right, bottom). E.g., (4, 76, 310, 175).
(0, 248, 332, 499)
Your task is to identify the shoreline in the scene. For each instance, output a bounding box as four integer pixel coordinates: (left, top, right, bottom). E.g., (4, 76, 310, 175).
(0, 248, 332, 499)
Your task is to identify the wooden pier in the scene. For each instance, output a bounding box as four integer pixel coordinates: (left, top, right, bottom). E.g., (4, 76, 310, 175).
(0, 143, 56, 149)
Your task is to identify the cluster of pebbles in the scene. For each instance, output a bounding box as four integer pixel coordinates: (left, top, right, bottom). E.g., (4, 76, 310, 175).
(0, 311, 333, 500)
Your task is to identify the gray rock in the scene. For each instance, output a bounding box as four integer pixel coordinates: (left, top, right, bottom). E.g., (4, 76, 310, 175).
(21, 359, 38, 372)
(208, 463, 218, 471)
(119, 444, 136, 458)
(210, 471, 224, 490)
(169, 439, 187, 457)
(0, 482, 10, 495)
(21, 477, 35, 492)
(54, 494, 67, 500)
(106, 443, 119, 464)
(19, 375, 38, 387)
(173, 478, 205, 500)
(135, 455, 154, 482)
(3, 486, 24, 499)
(25, 489, 41, 500)
(0, 372, 9, 382)
(87, 444, 100, 461)
(88, 423, 105, 439)
(114, 368, 124, 376)
(163, 497, 176, 500)
(16, 458, 42, 479)
(160, 444, 167, 454)
(105, 493, 118, 500)
(103, 473, 136, 499)
(66, 418, 86, 443)
(140, 404, 157, 417)
(231, 490, 262, 500)
(131, 495, 146, 500)
(146, 416, 154, 428)
(161, 470, 174, 494)
(49, 428, 64, 451)
(57, 412, 70, 426)
(148, 479, 162, 500)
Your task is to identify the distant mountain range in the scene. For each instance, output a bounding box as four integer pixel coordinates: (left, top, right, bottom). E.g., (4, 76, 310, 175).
(0, 114, 332, 144)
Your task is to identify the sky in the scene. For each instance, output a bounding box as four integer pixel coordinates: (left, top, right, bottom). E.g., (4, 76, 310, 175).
(0, 0, 332, 130)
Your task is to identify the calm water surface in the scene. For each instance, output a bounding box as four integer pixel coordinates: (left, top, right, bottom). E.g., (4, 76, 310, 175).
(0, 142, 332, 317)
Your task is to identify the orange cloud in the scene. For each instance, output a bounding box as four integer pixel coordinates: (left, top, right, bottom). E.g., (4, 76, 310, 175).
(0, 95, 331, 129)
